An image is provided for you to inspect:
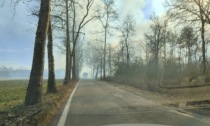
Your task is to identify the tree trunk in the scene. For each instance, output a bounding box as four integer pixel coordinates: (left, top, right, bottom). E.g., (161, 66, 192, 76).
(72, 2, 76, 81)
(63, 0, 71, 85)
(103, 28, 107, 79)
(125, 30, 129, 70)
(72, 50, 76, 80)
(25, 0, 50, 106)
(95, 65, 99, 79)
(126, 44, 129, 69)
(47, 17, 57, 93)
(101, 58, 103, 80)
(201, 21, 206, 74)
(198, 0, 206, 75)
(108, 47, 112, 75)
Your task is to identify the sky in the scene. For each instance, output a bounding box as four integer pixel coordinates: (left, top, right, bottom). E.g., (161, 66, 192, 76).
(0, 0, 165, 71)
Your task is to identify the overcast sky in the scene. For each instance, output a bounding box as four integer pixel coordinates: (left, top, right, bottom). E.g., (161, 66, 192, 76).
(0, 0, 165, 70)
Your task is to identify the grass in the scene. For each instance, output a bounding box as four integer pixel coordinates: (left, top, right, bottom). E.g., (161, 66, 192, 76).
(110, 79, 210, 107)
(0, 79, 76, 125)
(0, 80, 29, 112)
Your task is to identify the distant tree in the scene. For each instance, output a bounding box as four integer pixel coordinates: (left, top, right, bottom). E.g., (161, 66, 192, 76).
(71, 0, 96, 80)
(145, 14, 165, 67)
(167, 30, 178, 62)
(166, 0, 210, 74)
(0, 65, 13, 71)
(0, 0, 5, 7)
(51, 0, 96, 81)
(75, 36, 85, 79)
(25, 0, 50, 106)
(107, 43, 113, 75)
(96, 0, 118, 79)
(178, 26, 198, 65)
(144, 14, 166, 88)
(86, 41, 103, 79)
(117, 14, 135, 69)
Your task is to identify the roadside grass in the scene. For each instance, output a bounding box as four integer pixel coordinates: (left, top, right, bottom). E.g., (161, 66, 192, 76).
(0, 80, 29, 112)
(0, 79, 76, 125)
(110, 82, 210, 107)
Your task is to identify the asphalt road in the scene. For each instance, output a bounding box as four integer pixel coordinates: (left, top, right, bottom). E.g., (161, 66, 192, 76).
(55, 80, 210, 126)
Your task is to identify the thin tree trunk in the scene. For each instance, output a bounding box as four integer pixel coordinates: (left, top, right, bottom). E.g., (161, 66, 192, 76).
(126, 44, 129, 69)
(201, 21, 206, 74)
(47, 17, 57, 93)
(72, 51, 76, 80)
(101, 58, 103, 80)
(95, 65, 99, 79)
(108, 47, 112, 75)
(69, 54, 72, 79)
(25, 0, 50, 106)
(125, 30, 129, 69)
(103, 28, 107, 79)
(198, 0, 206, 75)
(63, 0, 71, 85)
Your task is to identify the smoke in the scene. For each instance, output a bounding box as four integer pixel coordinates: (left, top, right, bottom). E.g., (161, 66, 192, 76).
(54, 54, 66, 70)
(116, 0, 145, 20)
(117, 0, 165, 21)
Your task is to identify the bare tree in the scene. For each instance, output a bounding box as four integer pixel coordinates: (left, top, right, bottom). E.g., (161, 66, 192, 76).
(117, 14, 135, 69)
(75, 35, 85, 79)
(71, 0, 96, 80)
(63, 0, 72, 85)
(144, 14, 166, 87)
(167, 30, 178, 62)
(25, 0, 50, 106)
(86, 41, 104, 79)
(49, 0, 96, 81)
(178, 26, 198, 65)
(96, 0, 118, 79)
(166, 0, 210, 74)
(145, 15, 165, 67)
(107, 44, 112, 75)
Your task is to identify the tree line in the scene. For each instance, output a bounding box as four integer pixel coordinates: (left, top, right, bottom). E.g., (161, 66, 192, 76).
(86, 0, 210, 91)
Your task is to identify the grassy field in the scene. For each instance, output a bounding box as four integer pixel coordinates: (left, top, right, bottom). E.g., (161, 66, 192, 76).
(0, 79, 76, 125)
(0, 79, 60, 112)
(0, 80, 28, 112)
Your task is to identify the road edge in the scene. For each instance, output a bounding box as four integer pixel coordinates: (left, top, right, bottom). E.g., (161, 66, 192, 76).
(57, 80, 80, 126)
(106, 81, 210, 125)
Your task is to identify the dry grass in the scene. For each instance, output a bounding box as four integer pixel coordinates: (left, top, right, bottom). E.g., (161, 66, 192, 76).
(166, 86, 210, 102)
(40, 80, 77, 126)
(110, 82, 210, 107)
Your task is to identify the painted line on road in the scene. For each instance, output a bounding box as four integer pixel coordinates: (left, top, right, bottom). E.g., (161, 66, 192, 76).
(170, 110, 210, 125)
(57, 80, 80, 126)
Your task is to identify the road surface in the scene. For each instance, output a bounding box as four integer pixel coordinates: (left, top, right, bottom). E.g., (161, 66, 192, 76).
(53, 80, 210, 126)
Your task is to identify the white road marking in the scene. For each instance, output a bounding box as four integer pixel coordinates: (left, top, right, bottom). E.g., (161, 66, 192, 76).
(170, 110, 210, 125)
(57, 80, 80, 126)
